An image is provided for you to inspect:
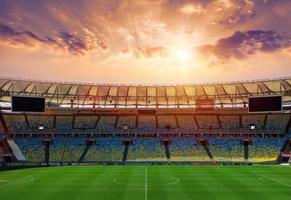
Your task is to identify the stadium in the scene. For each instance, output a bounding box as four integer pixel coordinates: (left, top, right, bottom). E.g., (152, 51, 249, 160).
(0, 1, 291, 200)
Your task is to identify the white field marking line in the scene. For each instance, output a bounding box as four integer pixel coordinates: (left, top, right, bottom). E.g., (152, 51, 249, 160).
(0, 176, 34, 189)
(145, 167, 148, 200)
(253, 171, 291, 188)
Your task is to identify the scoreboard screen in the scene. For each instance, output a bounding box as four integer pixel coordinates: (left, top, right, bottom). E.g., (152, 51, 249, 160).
(12, 96, 45, 112)
(248, 96, 282, 112)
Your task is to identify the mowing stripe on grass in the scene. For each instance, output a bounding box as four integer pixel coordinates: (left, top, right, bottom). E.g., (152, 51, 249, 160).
(145, 167, 148, 200)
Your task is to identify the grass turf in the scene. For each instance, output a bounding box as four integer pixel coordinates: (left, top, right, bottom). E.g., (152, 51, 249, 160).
(0, 165, 290, 200)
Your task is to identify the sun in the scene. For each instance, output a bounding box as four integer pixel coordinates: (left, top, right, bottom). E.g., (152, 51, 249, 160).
(169, 47, 192, 63)
(175, 48, 190, 62)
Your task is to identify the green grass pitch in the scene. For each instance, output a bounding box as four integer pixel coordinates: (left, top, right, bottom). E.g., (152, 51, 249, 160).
(0, 165, 290, 200)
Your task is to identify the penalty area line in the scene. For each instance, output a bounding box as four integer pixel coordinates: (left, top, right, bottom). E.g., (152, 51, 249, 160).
(253, 171, 291, 188)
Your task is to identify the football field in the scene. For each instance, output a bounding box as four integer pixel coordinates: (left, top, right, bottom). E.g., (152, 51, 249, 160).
(0, 165, 290, 200)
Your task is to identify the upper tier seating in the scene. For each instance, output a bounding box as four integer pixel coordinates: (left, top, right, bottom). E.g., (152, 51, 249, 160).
(27, 115, 54, 129)
(158, 115, 177, 128)
(117, 116, 136, 129)
(3, 115, 27, 133)
(196, 115, 220, 129)
(265, 114, 290, 132)
(55, 116, 73, 132)
(138, 115, 156, 130)
(74, 116, 97, 129)
(96, 116, 116, 131)
(219, 115, 240, 130)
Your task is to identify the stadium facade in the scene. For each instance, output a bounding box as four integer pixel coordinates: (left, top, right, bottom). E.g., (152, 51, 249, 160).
(0, 77, 290, 166)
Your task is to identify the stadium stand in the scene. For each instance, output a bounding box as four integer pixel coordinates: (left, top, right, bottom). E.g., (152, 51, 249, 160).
(15, 137, 44, 162)
(196, 115, 220, 129)
(208, 138, 244, 161)
(219, 115, 240, 131)
(176, 115, 198, 130)
(84, 138, 124, 161)
(138, 115, 156, 130)
(10, 135, 289, 163)
(3, 114, 27, 133)
(49, 137, 67, 162)
(127, 138, 166, 161)
(97, 116, 116, 131)
(157, 115, 177, 129)
(61, 137, 84, 162)
(241, 115, 265, 130)
(117, 116, 136, 129)
(0, 77, 290, 164)
(169, 138, 210, 161)
(248, 138, 286, 162)
(27, 115, 54, 130)
(55, 115, 73, 132)
(74, 115, 97, 129)
(265, 114, 290, 132)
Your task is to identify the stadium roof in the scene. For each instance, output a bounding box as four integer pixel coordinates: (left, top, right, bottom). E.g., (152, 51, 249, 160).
(0, 76, 291, 107)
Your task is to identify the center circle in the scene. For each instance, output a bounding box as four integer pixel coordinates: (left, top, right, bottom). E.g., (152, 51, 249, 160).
(113, 176, 180, 187)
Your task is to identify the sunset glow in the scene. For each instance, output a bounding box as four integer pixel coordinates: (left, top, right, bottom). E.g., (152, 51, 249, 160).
(0, 0, 290, 84)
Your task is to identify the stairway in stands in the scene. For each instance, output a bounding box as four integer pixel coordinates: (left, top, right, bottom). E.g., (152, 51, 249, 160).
(198, 139, 213, 160)
(78, 145, 92, 162)
(78, 138, 96, 162)
(42, 138, 53, 163)
(122, 144, 129, 162)
(243, 144, 249, 160)
(203, 145, 213, 160)
(164, 144, 171, 160)
(241, 139, 252, 160)
(122, 139, 133, 162)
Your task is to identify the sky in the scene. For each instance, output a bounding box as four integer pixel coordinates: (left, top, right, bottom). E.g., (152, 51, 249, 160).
(0, 0, 290, 84)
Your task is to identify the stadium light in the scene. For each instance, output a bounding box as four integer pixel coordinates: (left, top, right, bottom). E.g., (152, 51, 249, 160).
(123, 125, 129, 131)
(250, 124, 256, 130)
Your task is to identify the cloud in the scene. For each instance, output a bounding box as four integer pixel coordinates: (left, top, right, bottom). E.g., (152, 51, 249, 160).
(199, 30, 291, 60)
(0, 23, 46, 46)
(0, 23, 106, 56)
(178, 3, 204, 15)
(220, 0, 255, 27)
(135, 46, 166, 58)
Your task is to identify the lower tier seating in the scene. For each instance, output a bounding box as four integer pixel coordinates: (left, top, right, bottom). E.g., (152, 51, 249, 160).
(14, 137, 287, 163)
